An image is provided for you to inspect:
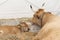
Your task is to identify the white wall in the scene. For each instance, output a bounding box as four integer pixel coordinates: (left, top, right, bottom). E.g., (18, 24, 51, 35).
(0, 0, 60, 18)
(0, 0, 33, 18)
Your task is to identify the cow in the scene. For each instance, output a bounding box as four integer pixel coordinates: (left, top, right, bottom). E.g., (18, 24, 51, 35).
(0, 22, 31, 40)
(0, 21, 30, 33)
(31, 9, 60, 40)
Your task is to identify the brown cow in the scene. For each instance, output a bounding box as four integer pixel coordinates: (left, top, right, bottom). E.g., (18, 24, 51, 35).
(32, 9, 60, 40)
(0, 22, 30, 33)
(0, 22, 30, 40)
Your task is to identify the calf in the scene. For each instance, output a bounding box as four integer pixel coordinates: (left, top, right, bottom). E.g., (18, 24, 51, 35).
(0, 22, 30, 33)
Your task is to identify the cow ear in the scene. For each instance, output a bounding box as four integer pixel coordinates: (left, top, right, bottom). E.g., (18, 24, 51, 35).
(30, 5, 32, 9)
(30, 5, 35, 12)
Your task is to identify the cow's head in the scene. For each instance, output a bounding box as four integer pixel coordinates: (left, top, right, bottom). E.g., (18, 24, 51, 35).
(17, 22, 30, 32)
(31, 8, 52, 27)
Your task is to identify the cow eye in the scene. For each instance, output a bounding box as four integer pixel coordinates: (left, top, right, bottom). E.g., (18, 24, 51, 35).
(36, 15, 39, 19)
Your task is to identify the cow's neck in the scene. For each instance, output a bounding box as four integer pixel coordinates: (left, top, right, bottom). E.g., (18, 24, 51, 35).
(42, 13, 55, 26)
